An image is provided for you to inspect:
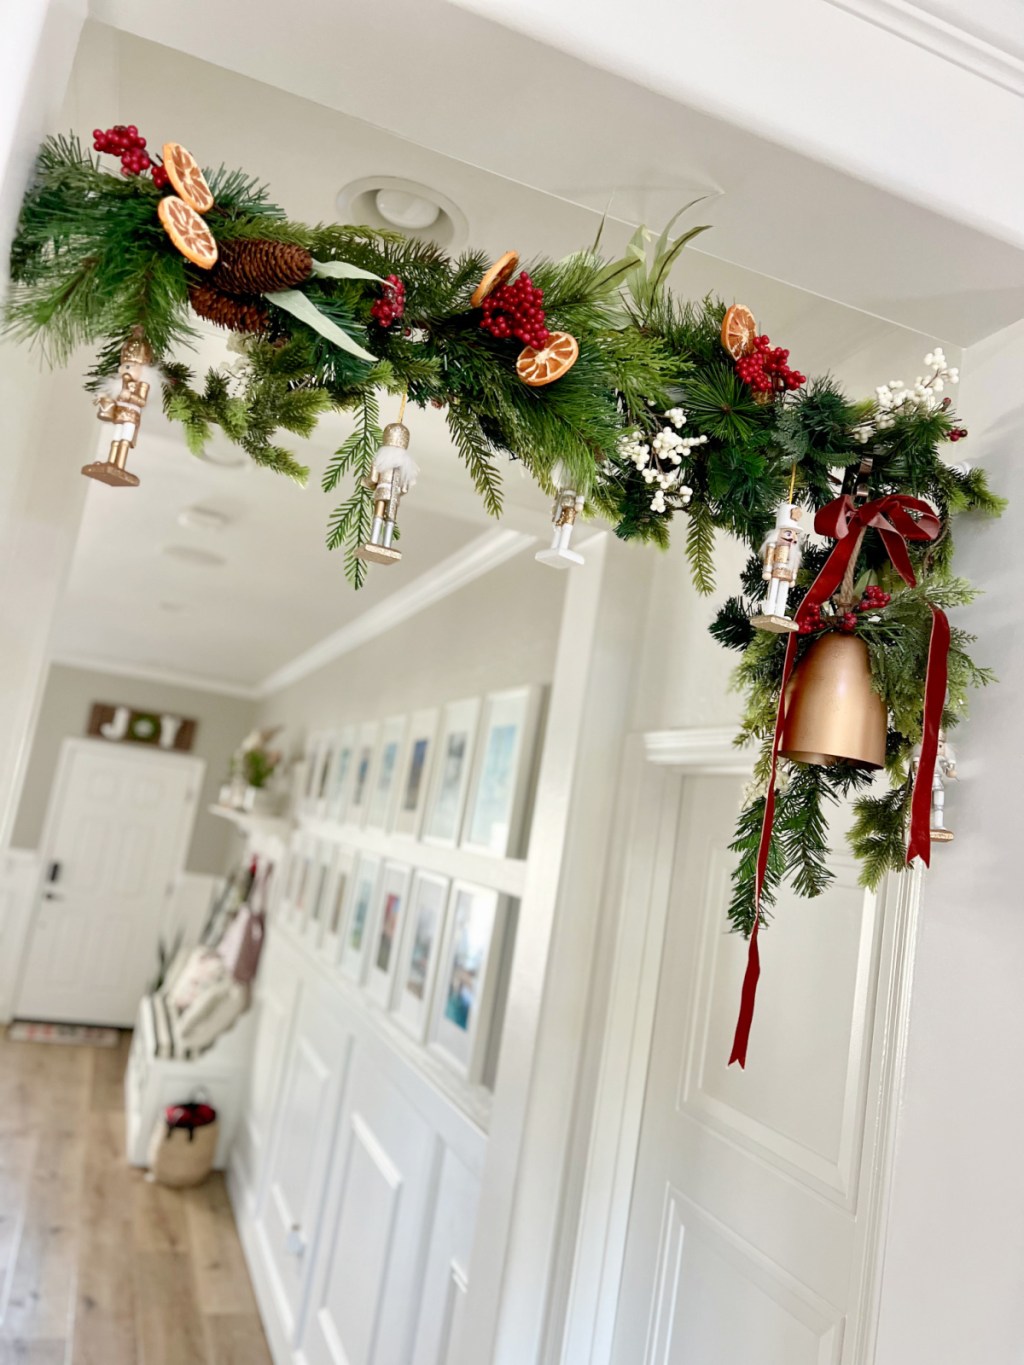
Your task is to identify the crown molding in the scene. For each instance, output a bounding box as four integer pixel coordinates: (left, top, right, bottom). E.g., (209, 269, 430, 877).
(822, 0, 1024, 96)
(47, 653, 261, 701)
(643, 726, 754, 774)
(257, 527, 536, 696)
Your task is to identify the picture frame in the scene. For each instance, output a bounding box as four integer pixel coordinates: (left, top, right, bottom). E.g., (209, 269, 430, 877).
(313, 732, 337, 817)
(302, 840, 334, 948)
(391, 707, 438, 839)
(346, 722, 379, 827)
(301, 733, 326, 814)
(365, 860, 413, 1007)
(326, 724, 357, 823)
(340, 853, 381, 982)
(320, 844, 355, 963)
(285, 835, 315, 933)
(462, 686, 543, 858)
(392, 871, 450, 1040)
(430, 880, 508, 1082)
(421, 698, 480, 847)
(366, 716, 407, 831)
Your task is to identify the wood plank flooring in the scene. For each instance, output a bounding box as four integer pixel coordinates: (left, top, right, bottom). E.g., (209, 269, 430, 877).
(0, 1032, 272, 1365)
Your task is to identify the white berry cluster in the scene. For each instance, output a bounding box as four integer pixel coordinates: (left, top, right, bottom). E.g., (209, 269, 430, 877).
(853, 349, 960, 443)
(618, 408, 706, 513)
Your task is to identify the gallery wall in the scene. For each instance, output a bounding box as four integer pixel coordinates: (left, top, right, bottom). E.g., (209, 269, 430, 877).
(12, 662, 257, 874)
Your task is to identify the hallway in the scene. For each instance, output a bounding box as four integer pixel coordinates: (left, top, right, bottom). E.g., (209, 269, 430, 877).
(0, 1032, 270, 1364)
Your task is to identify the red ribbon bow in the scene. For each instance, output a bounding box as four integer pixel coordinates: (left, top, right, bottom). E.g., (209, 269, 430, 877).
(728, 493, 949, 1068)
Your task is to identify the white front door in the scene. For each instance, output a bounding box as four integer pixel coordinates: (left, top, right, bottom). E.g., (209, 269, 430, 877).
(611, 773, 907, 1365)
(16, 739, 202, 1026)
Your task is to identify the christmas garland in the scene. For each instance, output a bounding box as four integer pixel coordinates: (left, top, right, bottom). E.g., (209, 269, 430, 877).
(4, 130, 1005, 1034)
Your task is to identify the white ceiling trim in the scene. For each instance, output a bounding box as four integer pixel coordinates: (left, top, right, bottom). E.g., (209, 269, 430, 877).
(822, 0, 1024, 95)
(257, 526, 536, 697)
(643, 727, 754, 775)
(47, 652, 262, 701)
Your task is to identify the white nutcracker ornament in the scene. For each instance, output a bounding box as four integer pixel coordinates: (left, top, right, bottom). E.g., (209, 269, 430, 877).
(912, 730, 957, 843)
(751, 501, 805, 633)
(355, 419, 418, 566)
(536, 471, 586, 569)
(82, 328, 153, 487)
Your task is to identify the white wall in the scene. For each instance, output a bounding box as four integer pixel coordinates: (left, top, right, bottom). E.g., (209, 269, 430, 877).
(12, 663, 257, 875)
(873, 320, 1024, 1364)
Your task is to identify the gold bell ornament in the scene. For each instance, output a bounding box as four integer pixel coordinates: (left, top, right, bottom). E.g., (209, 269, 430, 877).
(355, 419, 418, 566)
(82, 328, 153, 487)
(912, 729, 957, 843)
(535, 466, 585, 569)
(780, 632, 887, 769)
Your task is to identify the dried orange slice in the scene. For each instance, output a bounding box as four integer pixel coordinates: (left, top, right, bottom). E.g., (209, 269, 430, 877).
(158, 195, 218, 269)
(516, 332, 579, 387)
(162, 142, 214, 214)
(721, 304, 757, 359)
(471, 250, 519, 308)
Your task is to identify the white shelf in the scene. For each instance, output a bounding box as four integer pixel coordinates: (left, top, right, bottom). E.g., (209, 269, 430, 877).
(208, 804, 294, 841)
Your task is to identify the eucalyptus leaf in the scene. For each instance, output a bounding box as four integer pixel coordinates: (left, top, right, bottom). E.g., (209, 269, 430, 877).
(265, 289, 376, 363)
(311, 259, 385, 283)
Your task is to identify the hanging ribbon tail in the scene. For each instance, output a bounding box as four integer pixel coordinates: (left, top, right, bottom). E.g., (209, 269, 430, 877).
(729, 920, 760, 1068)
(907, 606, 951, 865)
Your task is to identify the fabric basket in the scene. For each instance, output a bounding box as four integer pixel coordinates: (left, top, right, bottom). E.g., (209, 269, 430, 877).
(147, 1101, 219, 1187)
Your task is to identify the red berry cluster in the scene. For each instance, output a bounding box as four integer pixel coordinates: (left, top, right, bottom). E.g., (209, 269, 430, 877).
(480, 272, 549, 350)
(858, 584, 891, 613)
(92, 125, 168, 187)
(735, 335, 806, 395)
(797, 601, 825, 635)
(796, 584, 892, 635)
(371, 275, 406, 327)
(948, 426, 968, 443)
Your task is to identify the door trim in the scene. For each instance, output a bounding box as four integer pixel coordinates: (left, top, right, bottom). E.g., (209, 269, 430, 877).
(559, 727, 920, 1365)
(12, 736, 205, 1020)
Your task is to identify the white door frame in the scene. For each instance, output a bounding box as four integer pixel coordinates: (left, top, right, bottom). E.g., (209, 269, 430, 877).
(12, 736, 204, 1015)
(558, 726, 923, 1365)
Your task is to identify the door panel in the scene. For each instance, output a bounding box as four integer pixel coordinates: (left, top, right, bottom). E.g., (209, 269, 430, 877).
(16, 742, 200, 1026)
(612, 775, 887, 1365)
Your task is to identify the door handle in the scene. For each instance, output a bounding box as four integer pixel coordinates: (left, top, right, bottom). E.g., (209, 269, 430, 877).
(47, 860, 61, 884)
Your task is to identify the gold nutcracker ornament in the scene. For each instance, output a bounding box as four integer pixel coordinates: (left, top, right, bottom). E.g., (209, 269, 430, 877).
(751, 500, 805, 633)
(536, 468, 586, 569)
(82, 329, 153, 487)
(355, 416, 418, 566)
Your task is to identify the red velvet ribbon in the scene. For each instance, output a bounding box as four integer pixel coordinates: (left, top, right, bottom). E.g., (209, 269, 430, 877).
(729, 493, 948, 1068)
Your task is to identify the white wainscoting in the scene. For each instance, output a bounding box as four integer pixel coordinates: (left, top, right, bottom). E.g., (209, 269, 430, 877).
(228, 922, 486, 1365)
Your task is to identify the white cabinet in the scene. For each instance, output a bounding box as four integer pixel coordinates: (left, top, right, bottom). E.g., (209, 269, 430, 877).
(255, 976, 355, 1342)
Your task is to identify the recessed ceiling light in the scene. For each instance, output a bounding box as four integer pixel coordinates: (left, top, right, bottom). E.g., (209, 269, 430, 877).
(337, 176, 468, 251)
(162, 545, 226, 568)
(177, 505, 231, 532)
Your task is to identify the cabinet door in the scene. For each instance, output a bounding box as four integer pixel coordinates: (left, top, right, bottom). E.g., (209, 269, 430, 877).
(234, 935, 303, 1208)
(256, 980, 354, 1341)
(300, 1047, 442, 1365)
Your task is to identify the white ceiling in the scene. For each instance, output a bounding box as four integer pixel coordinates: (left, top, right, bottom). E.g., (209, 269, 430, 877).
(48, 22, 977, 693)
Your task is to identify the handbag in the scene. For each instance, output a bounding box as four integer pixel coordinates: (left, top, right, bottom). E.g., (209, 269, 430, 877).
(147, 1100, 219, 1187)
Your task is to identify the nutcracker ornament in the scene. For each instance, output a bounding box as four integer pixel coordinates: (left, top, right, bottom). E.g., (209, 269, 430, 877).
(536, 476, 586, 569)
(82, 328, 153, 487)
(355, 419, 418, 566)
(751, 501, 805, 633)
(912, 730, 957, 844)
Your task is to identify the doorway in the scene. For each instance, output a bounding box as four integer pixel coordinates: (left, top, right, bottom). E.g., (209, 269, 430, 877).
(15, 738, 202, 1026)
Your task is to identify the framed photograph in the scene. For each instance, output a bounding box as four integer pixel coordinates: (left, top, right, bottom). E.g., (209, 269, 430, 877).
(462, 686, 543, 857)
(421, 698, 480, 847)
(430, 881, 508, 1082)
(326, 725, 357, 823)
(392, 871, 449, 1039)
(346, 722, 379, 827)
(301, 733, 326, 813)
(392, 708, 438, 839)
(320, 845, 355, 963)
(313, 733, 337, 817)
(285, 836, 315, 933)
(302, 841, 334, 948)
(340, 853, 381, 982)
(365, 861, 412, 1006)
(366, 716, 407, 831)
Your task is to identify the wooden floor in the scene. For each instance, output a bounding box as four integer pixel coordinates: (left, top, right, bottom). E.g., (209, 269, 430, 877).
(0, 1031, 272, 1365)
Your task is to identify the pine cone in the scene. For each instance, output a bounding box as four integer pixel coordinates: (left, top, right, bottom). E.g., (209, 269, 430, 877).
(209, 239, 313, 295)
(189, 284, 269, 335)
